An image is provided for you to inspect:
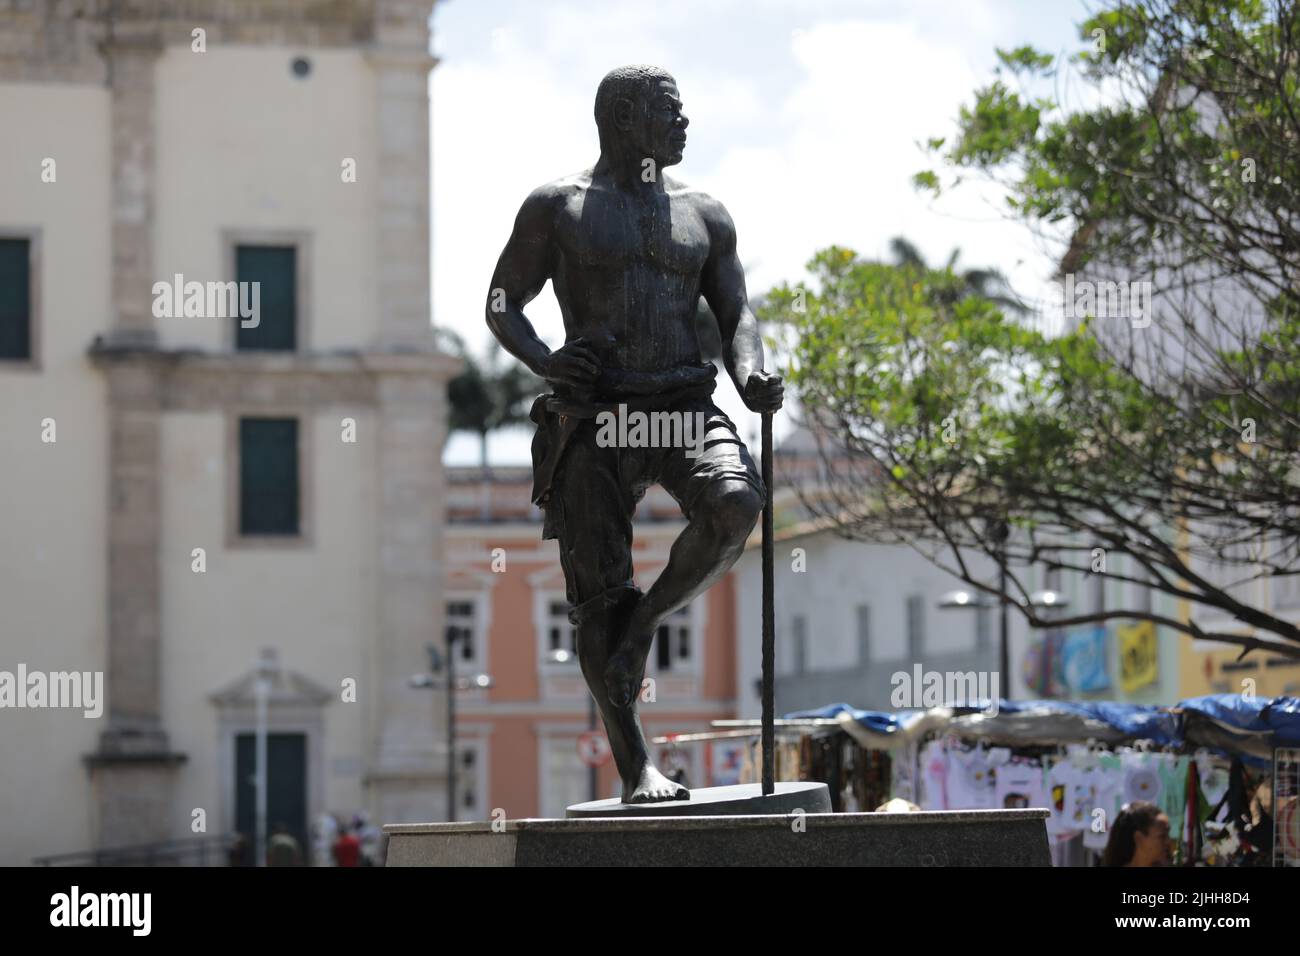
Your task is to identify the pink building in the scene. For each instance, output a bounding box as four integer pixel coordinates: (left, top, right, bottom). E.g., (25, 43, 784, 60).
(442, 466, 740, 818)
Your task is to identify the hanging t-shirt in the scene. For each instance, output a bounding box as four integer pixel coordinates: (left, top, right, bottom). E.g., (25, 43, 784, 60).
(994, 760, 1048, 810)
(1122, 750, 1163, 806)
(1198, 758, 1230, 811)
(891, 741, 920, 806)
(1067, 765, 1096, 832)
(920, 741, 949, 811)
(1045, 759, 1082, 836)
(947, 747, 997, 809)
(1083, 754, 1124, 850)
(1156, 753, 1189, 834)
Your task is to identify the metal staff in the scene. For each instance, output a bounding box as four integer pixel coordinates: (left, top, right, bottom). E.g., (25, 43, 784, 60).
(761, 410, 775, 796)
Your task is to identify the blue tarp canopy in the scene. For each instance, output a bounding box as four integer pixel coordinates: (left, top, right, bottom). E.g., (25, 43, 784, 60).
(1177, 694, 1300, 746)
(786, 695, 1300, 762)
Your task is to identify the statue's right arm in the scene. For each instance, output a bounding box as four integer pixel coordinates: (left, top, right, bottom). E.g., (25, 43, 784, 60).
(485, 187, 598, 388)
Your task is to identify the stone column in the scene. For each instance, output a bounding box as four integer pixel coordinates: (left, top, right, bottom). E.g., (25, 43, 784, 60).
(101, 363, 164, 740)
(367, 357, 460, 825)
(364, 2, 458, 825)
(368, 0, 439, 352)
(85, 357, 186, 848)
(101, 23, 161, 347)
(86, 25, 183, 851)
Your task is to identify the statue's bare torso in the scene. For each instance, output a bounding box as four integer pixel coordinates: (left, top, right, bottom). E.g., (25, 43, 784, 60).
(536, 169, 720, 372)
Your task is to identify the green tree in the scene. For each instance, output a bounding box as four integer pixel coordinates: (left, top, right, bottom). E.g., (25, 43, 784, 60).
(768, 0, 1300, 659)
(764, 242, 1300, 659)
(438, 330, 541, 471)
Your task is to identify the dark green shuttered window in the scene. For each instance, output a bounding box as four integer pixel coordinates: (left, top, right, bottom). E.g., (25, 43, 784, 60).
(0, 238, 31, 360)
(239, 418, 299, 535)
(235, 245, 296, 351)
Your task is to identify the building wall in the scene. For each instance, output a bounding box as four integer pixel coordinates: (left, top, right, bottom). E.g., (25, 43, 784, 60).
(1062, 208, 1292, 702)
(158, 409, 377, 839)
(0, 1, 451, 864)
(443, 502, 739, 818)
(733, 525, 1186, 717)
(144, 42, 386, 839)
(1047, 549, 1183, 705)
(1180, 640, 1300, 698)
(152, 46, 380, 352)
(734, 529, 1015, 716)
(0, 82, 112, 864)
(1177, 578, 1300, 698)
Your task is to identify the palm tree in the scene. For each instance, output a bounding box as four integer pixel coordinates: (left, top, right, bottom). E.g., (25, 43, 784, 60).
(888, 236, 1029, 316)
(438, 330, 542, 518)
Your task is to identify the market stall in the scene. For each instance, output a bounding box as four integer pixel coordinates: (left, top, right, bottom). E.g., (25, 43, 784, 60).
(782, 695, 1300, 866)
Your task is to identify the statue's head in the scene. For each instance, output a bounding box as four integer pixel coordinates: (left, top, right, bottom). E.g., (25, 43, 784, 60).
(594, 65, 689, 167)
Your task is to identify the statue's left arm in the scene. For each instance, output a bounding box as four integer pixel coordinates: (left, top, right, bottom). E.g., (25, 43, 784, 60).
(699, 199, 784, 413)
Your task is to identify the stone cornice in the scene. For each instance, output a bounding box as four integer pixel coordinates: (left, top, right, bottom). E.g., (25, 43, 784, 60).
(364, 46, 439, 72)
(0, 1, 438, 83)
(98, 25, 165, 57)
(87, 342, 460, 410)
(84, 751, 189, 767)
(361, 349, 461, 376)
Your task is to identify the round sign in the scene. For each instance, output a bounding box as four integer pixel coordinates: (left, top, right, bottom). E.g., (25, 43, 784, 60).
(577, 731, 612, 768)
(1279, 797, 1299, 856)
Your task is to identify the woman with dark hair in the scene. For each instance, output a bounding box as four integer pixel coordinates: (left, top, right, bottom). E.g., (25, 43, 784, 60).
(1102, 801, 1171, 866)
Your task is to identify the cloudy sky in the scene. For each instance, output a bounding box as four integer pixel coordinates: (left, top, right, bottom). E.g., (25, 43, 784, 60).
(433, 0, 1091, 464)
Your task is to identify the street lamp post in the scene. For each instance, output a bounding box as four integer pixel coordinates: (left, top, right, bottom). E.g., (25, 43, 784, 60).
(410, 640, 491, 824)
(254, 669, 268, 867)
(252, 648, 277, 868)
(446, 636, 456, 823)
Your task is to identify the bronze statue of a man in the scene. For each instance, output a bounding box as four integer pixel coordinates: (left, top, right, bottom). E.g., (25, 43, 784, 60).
(486, 65, 783, 804)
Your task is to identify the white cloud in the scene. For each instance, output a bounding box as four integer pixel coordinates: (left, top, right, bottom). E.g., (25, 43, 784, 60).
(433, 0, 1088, 463)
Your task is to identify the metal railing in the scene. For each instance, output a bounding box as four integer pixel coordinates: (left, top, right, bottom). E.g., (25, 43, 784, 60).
(33, 834, 238, 867)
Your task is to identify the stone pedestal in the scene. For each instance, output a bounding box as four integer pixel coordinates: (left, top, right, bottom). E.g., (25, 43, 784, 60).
(567, 781, 830, 818)
(85, 744, 187, 849)
(384, 808, 1050, 867)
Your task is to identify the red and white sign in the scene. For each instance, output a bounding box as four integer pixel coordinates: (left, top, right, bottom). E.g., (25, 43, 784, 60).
(1280, 798, 1299, 856)
(577, 731, 611, 768)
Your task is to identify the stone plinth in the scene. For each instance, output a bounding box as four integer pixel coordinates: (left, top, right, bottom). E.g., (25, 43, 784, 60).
(567, 781, 830, 818)
(384, 808, 1050, 867)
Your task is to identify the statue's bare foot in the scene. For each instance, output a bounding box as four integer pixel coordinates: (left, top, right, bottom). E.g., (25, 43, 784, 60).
(624, 763, 689, 804)
(603, 647, 640, 707)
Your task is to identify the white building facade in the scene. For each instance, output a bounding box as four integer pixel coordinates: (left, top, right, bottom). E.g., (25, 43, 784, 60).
(733, 522, 1184, 717)
(0, 1, 456, 865)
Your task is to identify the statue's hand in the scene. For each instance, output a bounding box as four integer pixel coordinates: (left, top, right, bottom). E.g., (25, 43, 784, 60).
(742, 369, 784, 413)
(540, 338, 601, 389)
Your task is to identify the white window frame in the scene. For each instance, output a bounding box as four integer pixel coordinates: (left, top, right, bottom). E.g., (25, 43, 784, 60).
(452, 735, 489, 821)
(534, 588, 579, 673)
(643, 601, 704, 680)
(531, 571, 705, 681)
(445, 589, 490, 678)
